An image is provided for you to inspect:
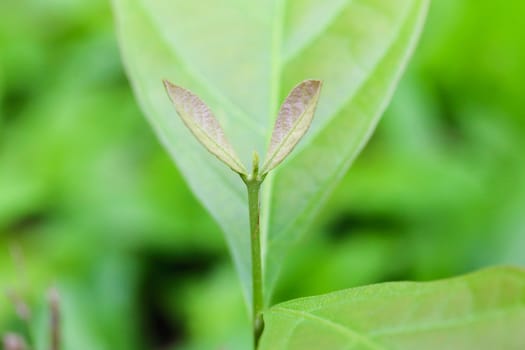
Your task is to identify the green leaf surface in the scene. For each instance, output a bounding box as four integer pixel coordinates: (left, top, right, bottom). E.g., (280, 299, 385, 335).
(261, 80, 322, 175)
(260, 267, 525, 350)
(112, 0, 429, 306)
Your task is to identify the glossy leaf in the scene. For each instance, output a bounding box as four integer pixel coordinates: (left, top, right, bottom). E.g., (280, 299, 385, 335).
(261, 80, 322, 175)
(164, 80, 247, 174)
(260, 267, 525, 349)
(112, 0, 430, 306)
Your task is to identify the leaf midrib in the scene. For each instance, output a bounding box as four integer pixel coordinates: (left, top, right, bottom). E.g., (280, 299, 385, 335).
(273, 303, 525, 340)
(272, 307, 387, 350)
(261, 0, 286, 279)
(182, 116, 247, 174)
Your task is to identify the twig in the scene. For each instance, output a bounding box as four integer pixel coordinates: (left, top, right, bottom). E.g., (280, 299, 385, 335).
(48, 288, 60, 350)
(7, 244, 33, 345)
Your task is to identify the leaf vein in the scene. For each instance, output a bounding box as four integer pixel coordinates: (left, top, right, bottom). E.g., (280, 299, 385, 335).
(273, 307, 388, 350)
(370, 305, 525, 338)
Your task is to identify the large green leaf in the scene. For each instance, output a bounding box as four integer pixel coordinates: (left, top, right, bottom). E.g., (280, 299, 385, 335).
(260, 267, 525, 349)
(112, 0, 429, 306)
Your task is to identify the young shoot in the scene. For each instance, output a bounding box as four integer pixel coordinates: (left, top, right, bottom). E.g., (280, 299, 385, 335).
(164, 79, 322, 348)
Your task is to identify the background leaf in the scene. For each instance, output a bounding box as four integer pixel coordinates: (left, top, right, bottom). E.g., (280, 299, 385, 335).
(263, 0, 430, 302)
(261, 80, 321, 175)
(260, 267, 525, 349)
(112, 0, 430, 306)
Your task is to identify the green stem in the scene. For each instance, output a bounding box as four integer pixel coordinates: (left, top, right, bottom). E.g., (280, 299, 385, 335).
(246, 179, 264, 348)
(242, 152, 265, 348)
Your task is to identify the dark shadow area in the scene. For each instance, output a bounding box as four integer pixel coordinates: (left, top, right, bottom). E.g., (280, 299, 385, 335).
(326, 211, 407, 241)
(137, 248, 220, 349)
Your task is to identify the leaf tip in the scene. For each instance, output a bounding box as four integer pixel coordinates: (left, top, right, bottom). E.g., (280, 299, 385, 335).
(162, 79, 179, 95)
(300, 79, 323, 94)
(306, 79, 322, 88)
(162, 78, 171, 87)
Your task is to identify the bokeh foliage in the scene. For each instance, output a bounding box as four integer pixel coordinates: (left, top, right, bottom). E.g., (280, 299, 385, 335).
(1, 0, 524, 349)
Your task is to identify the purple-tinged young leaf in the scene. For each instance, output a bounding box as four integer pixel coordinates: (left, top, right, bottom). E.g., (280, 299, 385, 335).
(164, 80, 247, 174)
(261, 80, 322, 175)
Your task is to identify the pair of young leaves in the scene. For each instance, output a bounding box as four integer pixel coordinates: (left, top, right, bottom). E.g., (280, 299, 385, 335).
(163, 79, 322, 177)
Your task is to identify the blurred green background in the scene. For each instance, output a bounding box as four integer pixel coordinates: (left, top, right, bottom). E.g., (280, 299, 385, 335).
(1, 1, 525, 349)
